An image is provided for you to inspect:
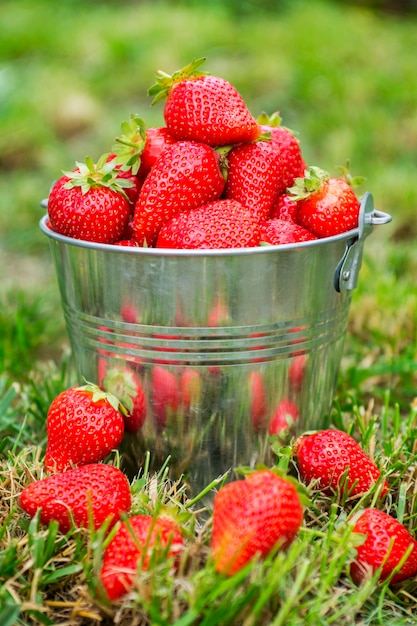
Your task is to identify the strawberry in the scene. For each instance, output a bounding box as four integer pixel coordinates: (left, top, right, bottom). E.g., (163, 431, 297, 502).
(269, 192, 300, 221)
(44, 382, 125, 473)
(100, 514, 184, 601)
(180, 368, 202, 415)
(288, 354, 307, 391)
(105, 155, 142, 208)
(110, 114, 176, 180)
(120, 302, 140, 324)
(100, 366, 147, 433)
(138, 125, 177, 178)
(293, 429, 389, 498)
(268, 398, 299, 437)
(133, 140, 225, 246)
(248, 370, 268, 432)
(20, 464, 131, 533)
(151, 366, 180, 430)
(149, 57, 261, 146)
(156, 199, 262, 249)
(211, 469, 303, 575)
(114, 238, 138, 247)
(207, 299, 230, 327)
(349, 508, 417, 585)
(288, 166, 361, 237)
(258, 111, 306, 191)
(47, 154, 132, 244)
(224, 139, 286, 221)
(259, 218, 317, 245)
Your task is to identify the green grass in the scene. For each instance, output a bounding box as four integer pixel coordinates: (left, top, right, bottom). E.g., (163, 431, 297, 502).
(1, 0, 417, 624)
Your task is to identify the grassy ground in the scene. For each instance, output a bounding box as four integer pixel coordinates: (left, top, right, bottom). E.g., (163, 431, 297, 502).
(1, 0, 417, 624)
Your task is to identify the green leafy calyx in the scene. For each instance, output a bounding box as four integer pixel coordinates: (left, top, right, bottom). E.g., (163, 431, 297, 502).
(63, 153, 135, 197)
(257, 111, 282, 127)
(76, 380, 127, 415)
(287, 165, 330, 200)
(111, 115, 147, 176)
(148, 57, 208, 105)
(336, 160, 366, 188)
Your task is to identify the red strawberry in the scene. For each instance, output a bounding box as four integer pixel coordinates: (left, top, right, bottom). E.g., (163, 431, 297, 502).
(288, 166, 361, 237)
(105, 154, 142, 208)
(248, 370, 268, 432)
(138, 125, 177, 177)
(349, 508, 417, 585)
(207, 299, 230, 327)
(120, 302, 140, 324)
(114, 238, 138, 247)
(288, 354, 307, 391)
(156, 199, 262, 249)
(100, 366, 147, 433)
(111, 114, 177, 180)
(268, 399, 299, 437)
(269, 192, 300, 221)
(180, 368, 202, 415)
(20, 464, 131, 533)
(211, 469, 303, 575)
(151, 366, 180, 430)
(44, 383, 125, 473)
(149, 57, 261, 146)
(100, 514, 184, 601)
(47, 154, 132, 244)
(133, 140, 225, 246)
(224, 140, 285, 221)
(258, 111, 306, 190)
(294, 429, 389, 498)
(259, 218, 317, 245)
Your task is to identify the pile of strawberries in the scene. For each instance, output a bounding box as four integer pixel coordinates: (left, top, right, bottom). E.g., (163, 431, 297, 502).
(19, 381, 417, 601)
(46, 57, 363, 249)
(26, 57, 417, 606)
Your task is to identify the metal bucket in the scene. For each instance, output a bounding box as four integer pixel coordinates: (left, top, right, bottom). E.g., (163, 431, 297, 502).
(40, 192, 391, 492)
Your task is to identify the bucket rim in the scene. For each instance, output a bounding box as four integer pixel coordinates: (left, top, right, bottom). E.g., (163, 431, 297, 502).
(39, 214, 360, 258)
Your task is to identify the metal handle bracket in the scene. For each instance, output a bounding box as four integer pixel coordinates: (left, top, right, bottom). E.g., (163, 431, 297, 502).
(334, 192, 392, 293)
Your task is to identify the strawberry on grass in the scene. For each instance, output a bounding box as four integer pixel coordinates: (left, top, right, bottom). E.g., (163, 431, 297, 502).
(20, 463, 132, 534)
(247, 370, 268, 432)
(100, 366, 147, 434)
(151, 365, 180, 431)
(268, 398, 299, 438)
(349, 508, 417, 586)
(211, 469, 304, 576)
(99, 514, 184, 601)
(293, 429, 389, 498)
(44, 382, 126, 473)
(180, 368, 202, 416)
(47, 154, 133, 244)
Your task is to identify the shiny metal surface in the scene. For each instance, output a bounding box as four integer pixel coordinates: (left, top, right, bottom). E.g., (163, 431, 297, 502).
(39, 194, 391, 492)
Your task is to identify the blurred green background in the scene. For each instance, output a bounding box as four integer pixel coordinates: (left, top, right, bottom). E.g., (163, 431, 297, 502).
(1, 0, 416, 396)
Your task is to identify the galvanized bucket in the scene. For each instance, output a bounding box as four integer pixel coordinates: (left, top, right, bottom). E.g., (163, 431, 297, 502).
(40, 192, 391, 492)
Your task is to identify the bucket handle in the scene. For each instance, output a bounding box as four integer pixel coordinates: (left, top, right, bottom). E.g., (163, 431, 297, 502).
(334, 192, 392, 293)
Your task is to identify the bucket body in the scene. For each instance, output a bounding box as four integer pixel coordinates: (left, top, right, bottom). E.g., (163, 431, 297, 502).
(39, 195, 389, 491)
